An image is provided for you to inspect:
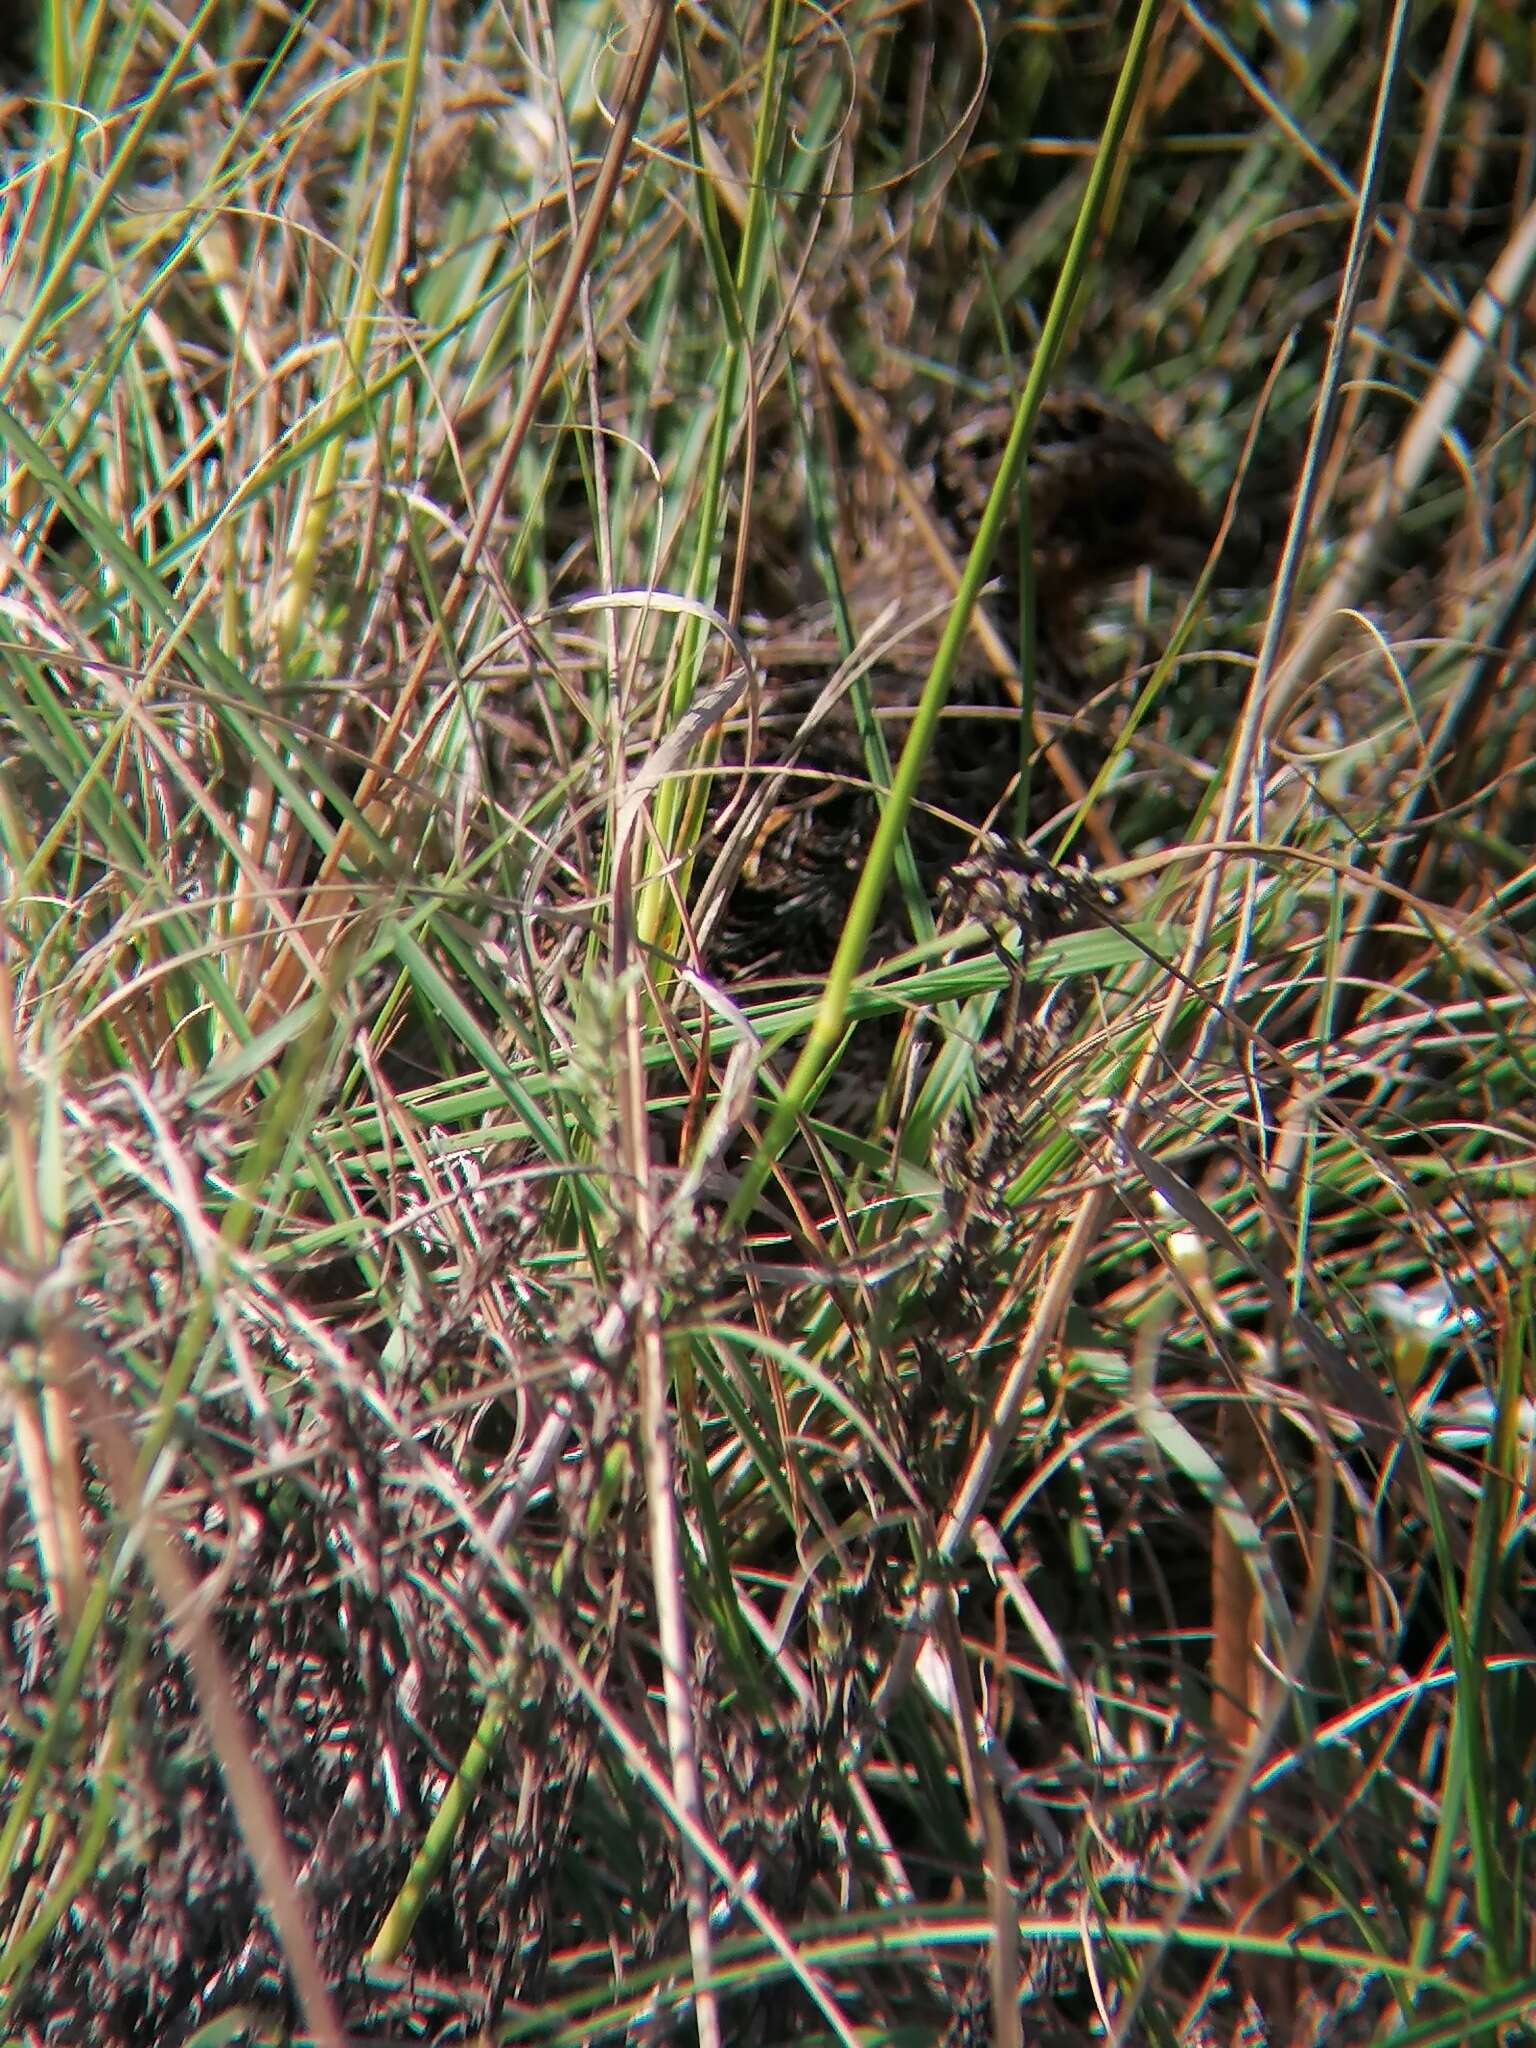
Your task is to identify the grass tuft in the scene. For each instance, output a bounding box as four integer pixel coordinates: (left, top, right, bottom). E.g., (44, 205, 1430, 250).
(1, 2, 1534, 2043)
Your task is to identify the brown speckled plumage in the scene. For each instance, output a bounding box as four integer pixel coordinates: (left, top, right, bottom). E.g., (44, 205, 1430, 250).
(705, 386, 1216, 975)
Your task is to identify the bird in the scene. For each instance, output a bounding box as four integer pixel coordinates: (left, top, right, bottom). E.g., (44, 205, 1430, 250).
(698, 383, 1220, 980)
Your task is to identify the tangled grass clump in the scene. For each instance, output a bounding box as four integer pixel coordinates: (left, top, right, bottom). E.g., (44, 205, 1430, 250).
(1, 2, 1535, 2043)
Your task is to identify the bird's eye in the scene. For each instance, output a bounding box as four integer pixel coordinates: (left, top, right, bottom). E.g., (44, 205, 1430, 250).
(1098, 479, 1143, 530)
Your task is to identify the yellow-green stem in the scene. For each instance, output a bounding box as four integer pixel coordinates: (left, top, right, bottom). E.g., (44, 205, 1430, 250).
(725, 0, 1163, 1225)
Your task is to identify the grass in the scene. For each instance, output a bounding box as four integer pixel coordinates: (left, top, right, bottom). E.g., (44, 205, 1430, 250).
(1, 0, 1535, 2042)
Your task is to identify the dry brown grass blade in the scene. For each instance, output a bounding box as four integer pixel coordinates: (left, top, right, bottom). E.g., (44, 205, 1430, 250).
(1270, 190, 1536, 732)
(246, 0, 676, 1039)
(673, 33, 1124, 865)
(1211, 1394, 1295, 2032)
(616, 953, 724, 2048)
(0, 939, 87, 1633)
(65, 1333, 348, 2048)
(1309, 0, 1479, 532)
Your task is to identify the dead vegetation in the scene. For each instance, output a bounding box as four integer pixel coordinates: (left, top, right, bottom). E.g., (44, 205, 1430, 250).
(1, 2, 1535, 2043)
